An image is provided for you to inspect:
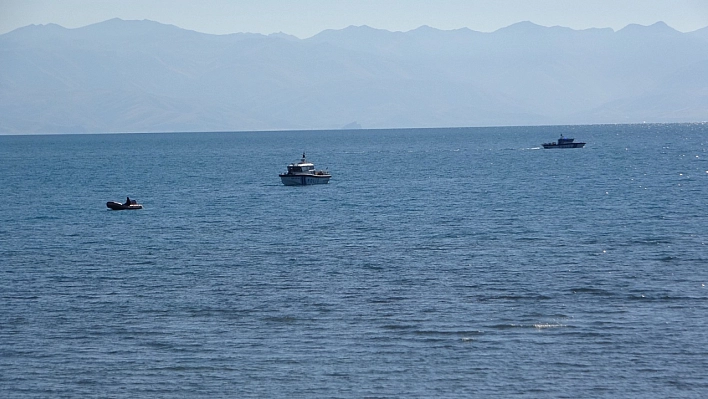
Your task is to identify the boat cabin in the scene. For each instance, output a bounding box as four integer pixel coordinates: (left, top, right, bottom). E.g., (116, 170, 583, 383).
(287, 163, 315, 174)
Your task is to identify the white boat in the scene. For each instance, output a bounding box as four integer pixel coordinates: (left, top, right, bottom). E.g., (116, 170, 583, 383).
(279, 153, 331, 186)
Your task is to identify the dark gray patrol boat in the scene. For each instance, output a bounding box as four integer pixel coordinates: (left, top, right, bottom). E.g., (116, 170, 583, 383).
(542, 134, 585, 149)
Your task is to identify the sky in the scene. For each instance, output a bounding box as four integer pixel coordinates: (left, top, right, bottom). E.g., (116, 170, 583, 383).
(1, 0, 707, 38)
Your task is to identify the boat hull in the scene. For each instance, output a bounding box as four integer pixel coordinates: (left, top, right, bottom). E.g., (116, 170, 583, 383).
(542, 143, 585, 149)
(279, 174, 331, 186)
(106, 201, 143, 210)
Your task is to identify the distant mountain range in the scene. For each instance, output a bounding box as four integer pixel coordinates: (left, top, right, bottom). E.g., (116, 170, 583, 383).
(1, 18, 707, 133)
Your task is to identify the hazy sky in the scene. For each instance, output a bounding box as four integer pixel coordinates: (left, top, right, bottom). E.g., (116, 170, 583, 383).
(1, 0, 707, 37)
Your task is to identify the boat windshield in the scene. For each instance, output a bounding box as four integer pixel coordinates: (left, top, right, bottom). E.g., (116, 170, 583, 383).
(288, 165, 314, 173)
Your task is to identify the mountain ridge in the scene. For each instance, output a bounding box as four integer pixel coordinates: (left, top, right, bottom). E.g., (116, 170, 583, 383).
(1, 19, 707, 134)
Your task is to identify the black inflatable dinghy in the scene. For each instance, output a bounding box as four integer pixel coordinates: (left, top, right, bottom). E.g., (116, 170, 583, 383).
(106, 201, 142, 210)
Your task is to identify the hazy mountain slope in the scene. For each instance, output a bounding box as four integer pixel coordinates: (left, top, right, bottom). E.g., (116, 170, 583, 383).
(1, 19, 706, 133)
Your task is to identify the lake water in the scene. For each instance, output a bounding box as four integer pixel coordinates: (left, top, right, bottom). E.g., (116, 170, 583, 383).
(1, 124, 707, 398)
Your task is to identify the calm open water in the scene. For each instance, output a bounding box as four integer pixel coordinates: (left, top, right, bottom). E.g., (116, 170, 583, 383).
(1, 124, 707, 398)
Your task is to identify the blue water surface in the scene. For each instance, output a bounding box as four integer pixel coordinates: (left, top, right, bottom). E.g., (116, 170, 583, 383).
(1, 124, 707, 398)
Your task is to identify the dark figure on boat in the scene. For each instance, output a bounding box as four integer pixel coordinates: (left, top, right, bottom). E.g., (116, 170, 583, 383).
(125, 196, 131, 205)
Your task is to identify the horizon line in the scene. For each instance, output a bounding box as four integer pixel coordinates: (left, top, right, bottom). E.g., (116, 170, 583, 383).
(2, 121, 706, 137)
